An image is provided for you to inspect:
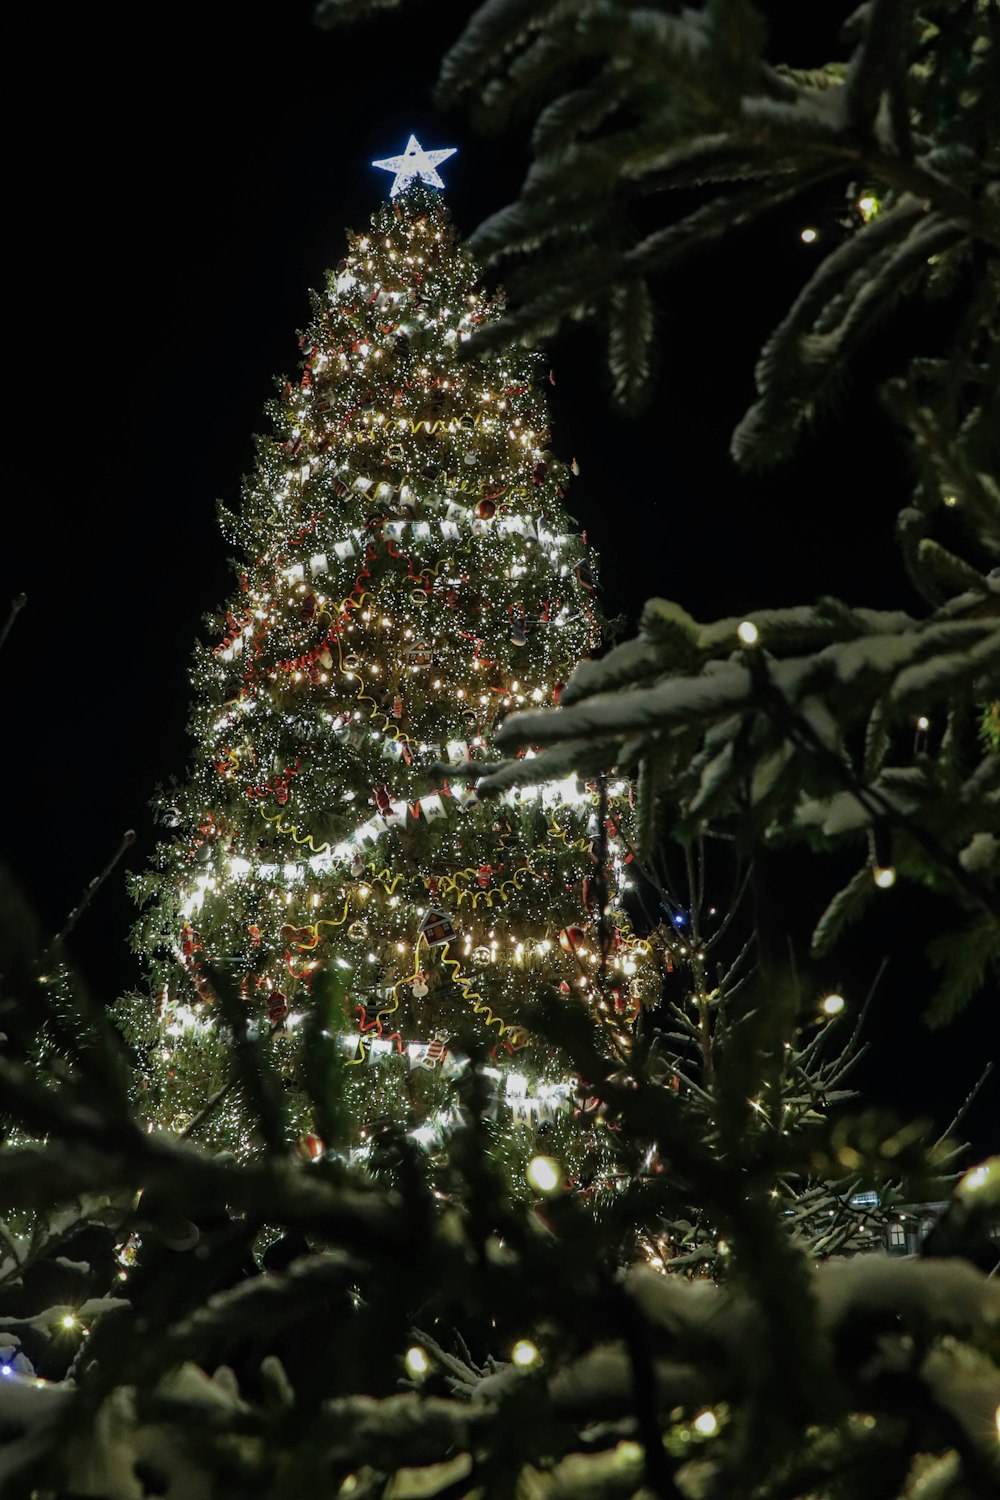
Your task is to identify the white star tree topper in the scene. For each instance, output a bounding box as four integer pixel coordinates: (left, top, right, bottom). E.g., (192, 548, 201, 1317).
(372, 134, 457, 198)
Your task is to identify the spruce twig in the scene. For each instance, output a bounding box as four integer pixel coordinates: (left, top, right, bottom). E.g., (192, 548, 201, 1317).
(0, 592, 26, 654)
(56, 830, 137, 944)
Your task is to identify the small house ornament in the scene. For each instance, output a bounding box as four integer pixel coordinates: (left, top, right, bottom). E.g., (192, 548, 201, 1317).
(420, 906, 457, 946)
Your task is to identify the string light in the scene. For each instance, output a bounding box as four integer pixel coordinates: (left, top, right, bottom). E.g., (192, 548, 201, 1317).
(821, 993, 845, 1016)
(526, 1156, 563, 1193)
(128, 170, 657, 1195)
(511, 1339, 540, 1367)
(404, 1346, 430, 1378)
(737, 620, 759, 645)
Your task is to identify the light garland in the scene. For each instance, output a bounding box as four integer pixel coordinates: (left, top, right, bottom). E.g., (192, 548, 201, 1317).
(129, 181, 660, 1192)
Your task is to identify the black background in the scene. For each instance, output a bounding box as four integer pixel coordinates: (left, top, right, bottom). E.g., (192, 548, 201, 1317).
(2, 2, 993, 1155)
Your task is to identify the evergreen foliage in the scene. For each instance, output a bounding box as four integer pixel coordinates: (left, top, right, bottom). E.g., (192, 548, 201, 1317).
(3, 869, 998, 1498)
(314, 0, 1000, 1017)
(0, 2, 997, 1491)
(119, 187, 661, 1195)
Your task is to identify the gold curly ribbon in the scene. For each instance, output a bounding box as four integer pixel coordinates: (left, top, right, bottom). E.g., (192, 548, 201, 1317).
(216, 748, 241, 779)
(261, 809, 332, 855)
(547, 814, 592, 855)
(280, 897, 351, 952)
(331, 633, 416, 750)
(435, 938, 511, 1036)
(431, 863, 536, 910)
(406, 412, 488, 437)
(348, 950, 412, 1066)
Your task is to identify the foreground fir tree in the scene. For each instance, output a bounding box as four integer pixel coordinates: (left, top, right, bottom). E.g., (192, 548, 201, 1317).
(3, 872, 998, 1499)
(121, 151, 659, 1184)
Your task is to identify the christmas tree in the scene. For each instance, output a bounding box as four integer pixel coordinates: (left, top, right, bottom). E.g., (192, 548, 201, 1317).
(122, 142, 658, 1186)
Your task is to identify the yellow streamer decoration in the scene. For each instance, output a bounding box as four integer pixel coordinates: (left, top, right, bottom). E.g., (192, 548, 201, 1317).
(436, 939, 511, 1036)
(279, 897, 351, 951)
(547, 815, 592, 855)
(347, 943, 411, 1066)
(431, 861, 535, 911)
(261, 809, 332, 855)
(406, 411, 487, 437)
(332, 634, 416, 750)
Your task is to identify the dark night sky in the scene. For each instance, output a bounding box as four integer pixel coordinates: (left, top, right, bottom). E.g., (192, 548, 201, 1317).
(3, 2, 994, 1155)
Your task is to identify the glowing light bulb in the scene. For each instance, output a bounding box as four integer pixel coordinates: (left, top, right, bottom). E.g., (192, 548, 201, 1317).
(737, 620, 759, 645)
(916, 715, 929, 731)
(60, 1315, 77, 1330)
(526, 1155, 562, 1194)
(405, 1346, 429, 1378)
(857, 194, 879, 220)
(872, 865, 896, 889)
(694, 1410, 718, 1436)
(957, 1161, 992, 1199)
(821, 993, 845, 1016)
(800, 227, 818, 243)
(511, 1339, 540, 1367)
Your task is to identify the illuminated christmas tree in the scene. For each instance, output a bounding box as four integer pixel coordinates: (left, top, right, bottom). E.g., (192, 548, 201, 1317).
(123, 142, 659, 1184)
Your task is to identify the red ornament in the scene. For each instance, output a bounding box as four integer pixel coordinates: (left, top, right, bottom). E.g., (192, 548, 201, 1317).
(274, 786, 289, 806)
(300, 1132, 324, 1161)
(581, 876, 595, 909)
(268, 991, 289, 1025)
(373, 785, 392, 815)
(553, 682, 564, 704)
(392, 695, 404, 719)
(559, 925, 586, 953)
(477, 864, 493, 889)
(558, 980, 572, 995)
(476, 497, 496, 520)
(418, 1032, 449, 1070)
(248, 925, 262, 947)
